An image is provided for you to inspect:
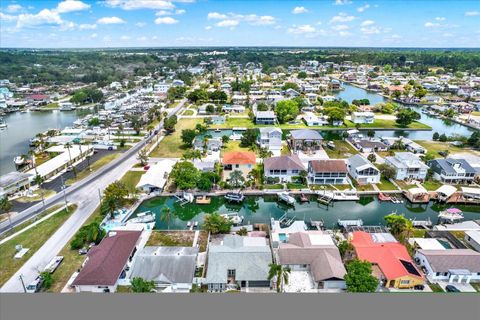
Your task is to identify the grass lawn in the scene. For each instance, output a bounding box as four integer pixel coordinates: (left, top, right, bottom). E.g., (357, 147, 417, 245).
(415, 140, 479, 158)
(0, 205, 77, 287)
(65, 153, 120, 186)
(183, 109, 194, 116)
(281, 144, 291, 155)
(376, 177, 398, 191)
(395, 180, 417, 190)
(116, 286, 133, 293)
(263, 184, 284, 190)
(0, 204, 64, 241)
(412, 229, 426, 238)
(324, 140, 359, 159)
(146, 231, 194, 247)
(286, 183, 307, 190)
(471, 282, 480, 292)
(47, 206, 102, 292)
(429, 283, 444, 293)
(149, 118, 202, 158)
(15, 189, 56, 203)
(421, 180, 445, 191)
(119, 170, 145, 193)
(348, 119, 431, 130)
(39, 103, 59, 110)
(222, 140, 252, 154)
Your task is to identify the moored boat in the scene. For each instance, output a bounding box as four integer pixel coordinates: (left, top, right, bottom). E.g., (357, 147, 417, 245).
(196, 195, 211, 204)
(221, 213, 244, 225)
(438, 208, 463, 223)
(378, 192, 392, 201)
(224, 192, 245, 202)
(278, 192, 296, 205)
(13, 156, 25, 166)
(128, 211, 155, 224)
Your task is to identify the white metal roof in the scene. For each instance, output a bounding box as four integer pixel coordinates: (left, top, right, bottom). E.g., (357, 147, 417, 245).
(136, 159, 177, 189)
(436, 185, 457, 197)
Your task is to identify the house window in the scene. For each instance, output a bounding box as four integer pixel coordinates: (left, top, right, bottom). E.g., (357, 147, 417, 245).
(227, 269, 236, 277)
(444, 272, 449, 276)
(400, 280, 410, 285)
(436, 272, 440, 276)
(235, 164, 239, 168)
(292, 170, 299, 174)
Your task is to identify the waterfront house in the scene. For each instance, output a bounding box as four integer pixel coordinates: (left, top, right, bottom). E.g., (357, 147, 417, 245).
(350, 231, 424, 289)
(257, 127, 282, 156)
(136, 159, 177, 193)
(414, 249, 480, 283)
(222, 151, 256, 181)
(347, 154, 381, 184)
(205, 235, 272, 292)
(255, 111, 276, 125)
(0, 172, 32, 198)
(72, 230, 142, 293)
(193, 160, 216, 172)
(384, 152, 428, 181)
(308, 160, 348, 185)
(278, 231, 347, 290)
(351, 112, 375, 124)
(302, 112, 329, 127)
(264, 155, 305, 183)
(130, 246, 198, 293)
(288, 129, 323, 153)
(353, 140, 388, 153)
(428, 158, 477, 184)
(222, 104, 245, 114)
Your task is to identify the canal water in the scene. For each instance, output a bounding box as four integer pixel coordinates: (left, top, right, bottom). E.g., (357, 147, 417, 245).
(336, 83, 476, 140)
(134, 195, 480, 230)
(0, 110, 89, 174)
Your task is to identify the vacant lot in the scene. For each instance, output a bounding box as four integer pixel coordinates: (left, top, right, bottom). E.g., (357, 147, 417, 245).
(324, 140, 359, 159)
(66, 153, 120, 186)
(150, 118, 202, 158)
(0, 205, 77, 287)
(415, 140, 479, 159)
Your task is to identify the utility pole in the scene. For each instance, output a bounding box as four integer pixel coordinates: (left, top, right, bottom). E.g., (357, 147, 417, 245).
(61, 175, 68, 212)
(98, 188, 102, 203)
(19, 274, 27, 293)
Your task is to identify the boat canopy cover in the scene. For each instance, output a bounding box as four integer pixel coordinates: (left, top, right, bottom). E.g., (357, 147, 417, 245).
(446, 208, 462, 214)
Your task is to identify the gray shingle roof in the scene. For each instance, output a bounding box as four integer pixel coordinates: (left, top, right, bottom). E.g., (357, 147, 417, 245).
(418, 249, 480, 273)
(205, 235, 272, 284)
(0, 171, 32, 188)
(130, 247, 198, 284)
(264, 155, 305, 171)
(290, 129, 323, 140)
(428, 158, 476, 175)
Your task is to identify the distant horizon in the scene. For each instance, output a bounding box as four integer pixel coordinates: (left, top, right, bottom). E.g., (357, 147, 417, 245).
(1, 46, 479, 50)
(1, 0, 479, 48)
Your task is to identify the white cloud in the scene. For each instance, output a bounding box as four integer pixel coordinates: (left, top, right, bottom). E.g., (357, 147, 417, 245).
(435, 17, 446, 21)
(205, 25, 212, 30)
(465, 11, 479, 16)
(334, 0, 352, 5)
(56, 1, 90, 14)
(175, 9, 186, 15)
(79, 23, 97, 30)
(156, 10, 172, 16)
(207, 12, 228, 20)
(135, 22, 146, 27)
(357, 4, 370, 13)
(391, 34, 401, 39)
(155, 17, 179, 24)
(424, 22, 440, 28)
(216, 19, 239, 27)
(360, 26, 380, 34)
(330, 12, 355, 23)
(288, 24, 316, 34)
(105, 0, 175, 10)
(137, 36, 147, 41)
(331, 24, 349, 31)
(90, 33, 98, 38)
(97, 16, 126, 24)
(120, 35, 131, 40)
(360, 20, 375, 27)
(208, 13, 276, 27)
(6, 4, 23, 13)
(16, 9, 63, 28)
(339, 31, 352, 36)
(0, 12, 17, 22)
(292, 7, 308, 14)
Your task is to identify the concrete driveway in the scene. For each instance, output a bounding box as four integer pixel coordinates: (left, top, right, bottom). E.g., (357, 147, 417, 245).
(438, 282, 478, 293)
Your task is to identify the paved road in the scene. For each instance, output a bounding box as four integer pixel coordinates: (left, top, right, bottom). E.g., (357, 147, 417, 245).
(0, 100, 186, 292)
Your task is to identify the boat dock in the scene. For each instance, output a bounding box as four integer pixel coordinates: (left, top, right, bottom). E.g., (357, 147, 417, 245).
(411, 218, 433, 229)
(337, 219, 363, 228)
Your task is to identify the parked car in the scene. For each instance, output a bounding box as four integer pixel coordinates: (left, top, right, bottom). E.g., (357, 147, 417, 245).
(414, 284, 425, 290)
(445, 285, 460, 292)
(26, 276, 43, 293)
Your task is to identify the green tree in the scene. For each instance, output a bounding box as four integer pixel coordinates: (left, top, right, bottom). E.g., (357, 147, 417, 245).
(438, 134, 447, 142)
(384, 213, 413, 242)
(281, 82, 300, 91)
(323, 107, 346, 125)
(170, 161, 200, 190)
(229, 170, 245, 187)
(267, 263, 291, 293)
(131, 277, 156, 293)
(236, 227, 248, 236)
(181, 129, 197, 147)
(137, 148, 149, 166)
(432, 132, 439, 141)
(187, 89, 208, 103)
(161, 206, 174, 230)
(377, 163, 396, 180)
(202, 213, 232, 234)
(345, 259, 379, 293)
(221, 135, 230, 144)
(101, 181, 129, 219)
(256, 102, 269, 111)
(337, 240, 354, 259)
(297, 71, 307, 79)
(163, 115, 177, 133)
(367, 153, 376, 163)
(240, 128, 259, 147)
(275, 100, 299, 124)
(367, 130, 375, 138)
(395, 108, 420, 127)
(40, 272, 53, 290)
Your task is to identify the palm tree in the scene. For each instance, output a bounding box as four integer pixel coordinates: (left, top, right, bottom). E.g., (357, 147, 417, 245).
(160, 207, 173, 230)
(33, 174, 46, 210)
(0, 197, 13, 226)
(65, 142, 76, 178)
(267, 263, 291, 293)
(28, 149, 38, 175)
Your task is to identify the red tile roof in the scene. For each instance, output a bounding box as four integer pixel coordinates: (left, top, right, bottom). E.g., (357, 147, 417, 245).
(350, 231, 423, 281)
(309, 160, 347, 173)
(222, 151, 256, 165)
(72, 231, 141, 286)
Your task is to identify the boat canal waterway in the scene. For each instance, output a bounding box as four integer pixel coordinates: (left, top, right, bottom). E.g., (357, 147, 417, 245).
(134, 195, 480, 230)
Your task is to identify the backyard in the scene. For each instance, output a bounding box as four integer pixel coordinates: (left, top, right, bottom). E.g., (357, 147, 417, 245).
(415, 140, 479, 158)
(146, 230, 208, 252)
(119, 170, 145, 193)
(323, 140, 359, 159)
(149, 118, 202, 158)
(376, 178, 398, 191)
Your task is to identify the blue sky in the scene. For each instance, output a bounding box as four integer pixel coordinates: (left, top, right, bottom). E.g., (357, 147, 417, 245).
(1, 0, 479, 48)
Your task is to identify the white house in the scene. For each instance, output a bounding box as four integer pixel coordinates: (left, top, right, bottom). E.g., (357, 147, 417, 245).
(302, 112, 328, 126)
(414, 249, 480, 283)
(154, 82, 170, 94)
(347, 154, 381, 184)
(464, 230, 480, 252)
(384, 152, 428, 181)
(257, 127, 282, 156)
(136, 159, 177, 192)
(351, 112, 374, 124)
(264, 155, 306, 183)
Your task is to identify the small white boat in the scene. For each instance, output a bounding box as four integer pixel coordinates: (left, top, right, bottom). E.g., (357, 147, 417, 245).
(278, 192, 296, 205)
(221, 214, 244, 225)
(128, 211, 155, 224)
(224, 192, 245, 202)
(438, 208, 463, 223)
(13, 156, 25, 166)
(187, 221, 192, 227)
(327, 141, 335, 149)
(0, 117, 7, 128)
